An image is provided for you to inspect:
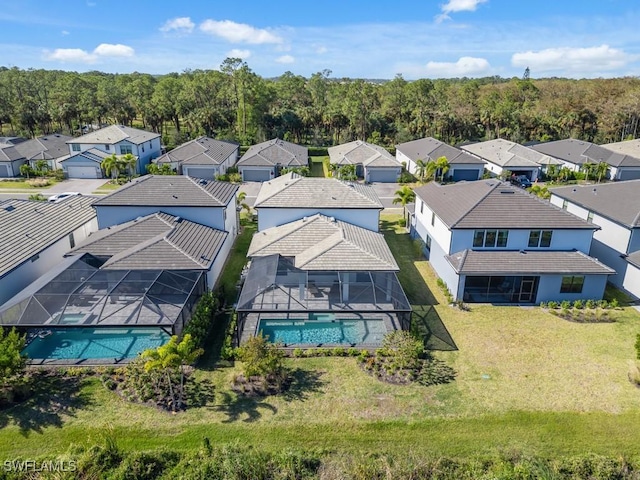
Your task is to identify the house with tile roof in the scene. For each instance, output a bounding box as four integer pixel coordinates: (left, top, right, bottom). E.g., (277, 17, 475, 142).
(65, 125, 161, 178)
(155, 136, 239, 179)
(550, 180, 640, 298)
(461, 139, 561, 181)
(15, 134, 73, 171)
(237, 138, 308, 182)
(0, 143, 27, 177)
(236, 214, 411, 346)
(395, 137, 485, 181)
(68, 212, 229, 290)
(600, 139, 640, 180)
(328, 140, 402, 183)
(410, 180, 613, 303)
(531, 138, 640, 181)
(253, 172, 383, 232)
(0, 196, 97, 305)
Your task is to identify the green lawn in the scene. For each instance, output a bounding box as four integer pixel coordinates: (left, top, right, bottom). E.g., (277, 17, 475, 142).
(2, 215, 640, 459)
(91, 181, 121, 194)
(0, 178, 59, 189)
(309, 156, 328, 177)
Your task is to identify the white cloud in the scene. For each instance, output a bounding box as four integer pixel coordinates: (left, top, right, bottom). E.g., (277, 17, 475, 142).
(437, 0, 487, 22)
(160, 17, 195, 34)
(275, 54, 295, 64)
(511, 45, 633, 73)
(61, 30, 69, 35)
(44, 43, 135, 63)
(199, 19, 282, 44)
(93, 43, 134, 57)
(421, 56, 490, 76)
(227, 48, 251, 59)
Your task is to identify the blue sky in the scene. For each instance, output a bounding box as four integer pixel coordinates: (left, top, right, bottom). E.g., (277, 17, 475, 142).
(1, 0, 639, 79)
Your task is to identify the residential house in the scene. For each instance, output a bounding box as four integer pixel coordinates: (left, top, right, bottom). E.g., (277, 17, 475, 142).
(253, 172, 383, 232)
(68, 212, 229, 291)
(531, 138, 640, 180)
(237, 138, 308, 182)
(410, 180, 613, 304)
(15, 134, 73, 171)
(236, 214, 411, 347)
(0, 196, 97, 305)
(600, 139, 640, 180)
(461, 139, 561, 181)
(93, 175, 238, 275)
(550, 180, 640, 298)
(155, 136, 239, 179)
(328, 140, 402, 182)
(395, 137, 485, 181)
(65, 125, 161, 178)
(59, 148, 111, 179)
(0, 144, 26, 177)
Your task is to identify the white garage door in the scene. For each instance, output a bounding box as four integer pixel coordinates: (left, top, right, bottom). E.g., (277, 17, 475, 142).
(185, 167, 216, 179)
(68, 166, 100, 178)
(367, 168, 399, 183)
(242, 169, 271, 182)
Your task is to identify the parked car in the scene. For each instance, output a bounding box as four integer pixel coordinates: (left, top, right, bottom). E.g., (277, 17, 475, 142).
(48, 192, 81, 203)
(510, 175, 532, 188)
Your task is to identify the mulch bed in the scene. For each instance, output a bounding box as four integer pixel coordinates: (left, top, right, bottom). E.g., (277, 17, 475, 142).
(231, 373, 291, 397)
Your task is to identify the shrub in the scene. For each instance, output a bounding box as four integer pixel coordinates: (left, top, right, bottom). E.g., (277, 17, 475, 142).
(292, 348, 304, 358)
(560, 300, 571, 310)
(379, 330, 424, 370)
(636, 334, 640, 360)
(182, 292, 220, 350)
(598, 299, 609, 309)
(585, 299, 597, 309)
(547, 301, 559, 309)
(236, 334, 285, 378)
(610, 298, 619, 309)
(220, 311, 238, 361)
(573, 300, 584, 310)
(228, 172, 242, 183)
(539, 301, 547, 309)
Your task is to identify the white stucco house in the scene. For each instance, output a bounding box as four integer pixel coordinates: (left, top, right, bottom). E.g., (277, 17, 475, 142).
(600, 139, 640, 181)
(64, 125, 161, 178)
(14, 134, 73, 171)
(0, 196, 97, 306)
(328, 140, 402, 183)
(395, 137, 485, 181)
(0, 144, 26, 177)
(253, 172, 383, 232)
(550, 180, 640, 299)
(155, 136, 239, 179)
(409, 180, 613, 304)
(461, 139, 561, 181)
(237, 138, 308, 182)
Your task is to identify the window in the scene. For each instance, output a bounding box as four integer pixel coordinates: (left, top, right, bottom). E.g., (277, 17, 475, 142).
(431, 212, 435, 226)
(31, 254, 39, 262)
(71, 144, 80, 152)
(587, 211, 594, 223)
(420, 200, 423, 214)
(562, 199, 568, 210)
(560, 276, 584, 294)
(528, 230, 553, 247)
(68, 232, 75, 249)
(104, 144, 110, 151)
(425, 234, 432, 251)
(120, 145, 133, 155)
(473, 229, 509, 248)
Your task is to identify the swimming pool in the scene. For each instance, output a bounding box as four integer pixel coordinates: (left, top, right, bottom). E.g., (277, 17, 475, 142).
(23, 328, 170, 362)
(257, 319, 387, 346)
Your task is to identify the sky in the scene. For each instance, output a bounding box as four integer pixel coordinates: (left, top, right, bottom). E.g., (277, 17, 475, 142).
(1, 0, 639, 79)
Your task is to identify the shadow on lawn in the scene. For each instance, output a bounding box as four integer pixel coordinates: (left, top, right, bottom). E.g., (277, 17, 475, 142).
(0, 371, 92, 436)
(188, 378, 216, 408)
(281, 367, 326, 402)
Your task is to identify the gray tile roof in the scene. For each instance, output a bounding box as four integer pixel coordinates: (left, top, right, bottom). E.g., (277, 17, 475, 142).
(601, 139, 640, 159)
(531, 139, 640, 168)
(0, 144, 24, 162)
(446, 249, 614, 275)
(0, 196, 96, 277)
(237, 138, 308, 167)
(395, 137, 484, 165)
(551, 180, 640, 228)
(462, 139, 560, 168)
(68, 125, 160, 145)
(254, 172, 383, 209)
(156, 136, 239, 166)
(626, 250, 640, 269)
(329, 140, 401, 168)
(60, 148, 110, 164)
(14, 134, 73, 160)
(414, 180, 594, 229)
(71, 212, 227, 271)
(248, 214, 398, 271)
(93, 175, 238, 207)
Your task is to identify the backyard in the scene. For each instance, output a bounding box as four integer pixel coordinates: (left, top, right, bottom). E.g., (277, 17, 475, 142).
(1, 215, 640, 460)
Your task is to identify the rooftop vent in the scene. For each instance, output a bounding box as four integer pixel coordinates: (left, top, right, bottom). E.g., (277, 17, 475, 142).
(172, 195, 178, 199)
(4, 205, 15, 212)
(500, 190, 515, 194)
(329, 216, 336, 222)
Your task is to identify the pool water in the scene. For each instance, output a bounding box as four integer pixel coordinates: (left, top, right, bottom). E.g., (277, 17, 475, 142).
(258, 319, 386, 346)
(23, 328, 170, 361)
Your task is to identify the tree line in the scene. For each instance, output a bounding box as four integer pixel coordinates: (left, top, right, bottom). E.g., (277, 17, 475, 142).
(1, 59, 640, 149)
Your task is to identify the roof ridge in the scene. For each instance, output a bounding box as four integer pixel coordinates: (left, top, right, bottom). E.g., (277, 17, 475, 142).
(450, 182, 500, 227)
(257, 173, 302, 204)
(101, 232, 168, 267)
(341, 222, 394, 268)
(295, 228, 343, 268)
(187, 176, 224, 203)
(337, 179, 380, 205)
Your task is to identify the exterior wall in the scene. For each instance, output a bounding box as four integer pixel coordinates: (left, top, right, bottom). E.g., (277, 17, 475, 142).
(396, 150, 415, 174)
(629, 229, 640, 254)
(622, 263, 640, 299)
(68, 137, 161, 174)
(96, 206, 226, 230)
(257, 207, 380, 232)
(450, 228, 593, 254)
(429, 238, 460, 299)
(414, 197, 453, 253)
(0, 159, 27, 177)
(481, 161, 539, 181)
(535, 274, 608, 303)
(206, 198, 239, 291)
(558, 160, 581, 172)
(590, 239, 628, 286)
(60, 155, 103, 177)
(0, 217, 97, 306)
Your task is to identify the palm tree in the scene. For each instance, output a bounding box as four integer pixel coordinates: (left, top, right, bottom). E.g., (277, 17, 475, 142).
(121, 153, 137, 181)
(595, 162, 609, 183)
(392, 186, 416, 206)
(101, 154, 121, 180)
(415, 159, 428, 182)
(19, 164, 32, 179)
(425, 161, 438, 181)
(582, 162, 595, 182)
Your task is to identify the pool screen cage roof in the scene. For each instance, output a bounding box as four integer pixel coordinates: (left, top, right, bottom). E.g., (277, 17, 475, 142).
(0, 254, 205, 328)
(236, 254, 411, 312)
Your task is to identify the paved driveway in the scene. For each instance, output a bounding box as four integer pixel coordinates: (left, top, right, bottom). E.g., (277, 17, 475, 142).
(238, 181, 263, 207)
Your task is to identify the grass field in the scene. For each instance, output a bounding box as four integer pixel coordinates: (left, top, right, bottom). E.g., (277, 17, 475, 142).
(2, 215, 640, 459)
(309, 156, 328, 177)
(0, 179, 59, 189)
